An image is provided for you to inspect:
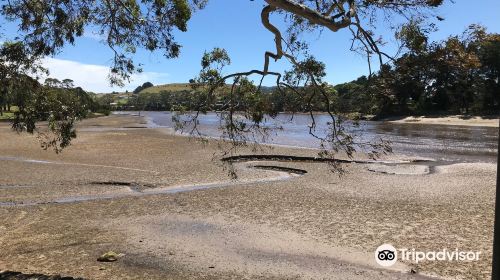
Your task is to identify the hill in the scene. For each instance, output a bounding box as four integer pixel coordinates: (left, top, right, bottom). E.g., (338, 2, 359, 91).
(139, 83, 193, 94)
(139, 83, 278, 94)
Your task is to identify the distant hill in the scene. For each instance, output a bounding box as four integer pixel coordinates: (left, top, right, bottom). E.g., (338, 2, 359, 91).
(139, 83, 193, 94)
(139, 83, 278, 94)
(101, 83, 276, 98)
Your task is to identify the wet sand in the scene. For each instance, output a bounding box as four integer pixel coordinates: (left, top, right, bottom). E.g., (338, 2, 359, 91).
(0, 114, 496, 279)
(385, 115, 499, 127)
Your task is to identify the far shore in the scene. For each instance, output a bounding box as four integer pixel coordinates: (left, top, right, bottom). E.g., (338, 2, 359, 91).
(379, 115, 499, 127)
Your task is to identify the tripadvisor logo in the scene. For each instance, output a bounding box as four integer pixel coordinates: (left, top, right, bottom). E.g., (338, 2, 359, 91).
(375, 244, 481, 267)
(375, 244, 397, 267)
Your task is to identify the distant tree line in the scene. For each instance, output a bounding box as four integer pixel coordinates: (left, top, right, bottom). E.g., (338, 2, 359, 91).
(0, 74, 109, 150)
(333, 24, 500, 117)
(1, 76, 109, 118)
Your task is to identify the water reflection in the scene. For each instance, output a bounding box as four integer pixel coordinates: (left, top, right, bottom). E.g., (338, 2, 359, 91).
(117, 112, 498, 163)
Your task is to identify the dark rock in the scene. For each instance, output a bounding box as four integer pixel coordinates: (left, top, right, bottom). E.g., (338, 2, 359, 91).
(0, 271, 85, 280)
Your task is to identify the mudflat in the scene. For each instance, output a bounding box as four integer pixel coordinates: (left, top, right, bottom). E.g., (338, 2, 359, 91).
(0, 114, 495, 279)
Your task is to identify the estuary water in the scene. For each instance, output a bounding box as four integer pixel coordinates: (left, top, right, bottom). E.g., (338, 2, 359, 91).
(119, 111, 498, 163)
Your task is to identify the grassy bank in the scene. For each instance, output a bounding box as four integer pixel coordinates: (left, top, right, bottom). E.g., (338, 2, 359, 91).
(0, 112, 14, 121)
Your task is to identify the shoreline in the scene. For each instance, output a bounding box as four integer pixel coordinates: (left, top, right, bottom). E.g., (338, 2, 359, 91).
(377, 115, 499, 127)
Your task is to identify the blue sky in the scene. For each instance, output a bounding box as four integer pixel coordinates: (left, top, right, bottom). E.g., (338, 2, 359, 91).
(1, 0, 499, 93)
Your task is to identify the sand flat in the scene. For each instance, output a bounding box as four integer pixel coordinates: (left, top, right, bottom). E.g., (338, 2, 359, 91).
(0, 114, 495, 279)
(386, 115, 499, 127)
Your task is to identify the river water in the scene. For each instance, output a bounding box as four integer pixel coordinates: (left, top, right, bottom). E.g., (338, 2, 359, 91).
(120, 111, 498, 164)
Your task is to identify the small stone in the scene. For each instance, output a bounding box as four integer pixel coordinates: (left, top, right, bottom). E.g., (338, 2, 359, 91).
(97, 251, 123, 262)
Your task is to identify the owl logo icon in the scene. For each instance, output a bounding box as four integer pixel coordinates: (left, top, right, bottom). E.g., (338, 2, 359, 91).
(375, 244, 397, 267)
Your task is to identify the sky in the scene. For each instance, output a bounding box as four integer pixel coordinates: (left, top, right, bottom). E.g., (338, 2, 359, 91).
(1, 0, 499, 93)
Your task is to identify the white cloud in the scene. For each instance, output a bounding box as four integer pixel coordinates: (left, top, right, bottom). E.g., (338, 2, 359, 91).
(83, 30, 106, 41)
(41, 57, 169, 93)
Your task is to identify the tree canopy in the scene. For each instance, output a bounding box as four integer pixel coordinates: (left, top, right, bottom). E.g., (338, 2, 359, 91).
(331, 25, 500, 116)
(1, 0, 448, 168)
(133, 82, 155, 94)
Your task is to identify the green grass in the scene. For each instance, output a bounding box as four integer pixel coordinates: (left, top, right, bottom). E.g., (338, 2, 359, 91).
(0, 112, 14, 120)
(105, 83, 222, 95)
(139, 83, 234, 94)
(117, 98, 129, 105)
(139, 83, 193, 94)
(0, 106, 18, 120)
